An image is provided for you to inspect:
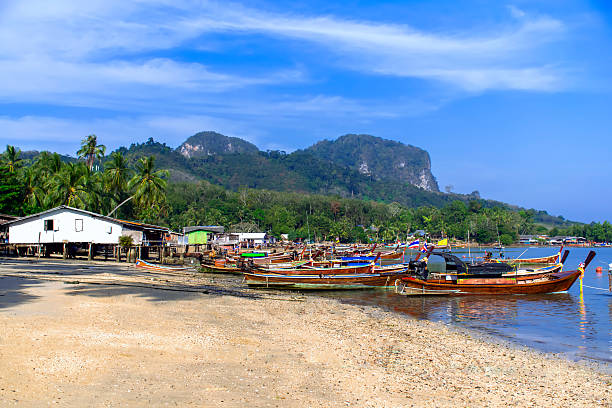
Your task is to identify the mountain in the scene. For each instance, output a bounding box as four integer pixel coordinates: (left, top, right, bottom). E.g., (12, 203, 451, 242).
(306, 134, 439, 192)
(114, 132, 456, 208)
(14, 131, 575, 226)
(177, 131, 259, 158)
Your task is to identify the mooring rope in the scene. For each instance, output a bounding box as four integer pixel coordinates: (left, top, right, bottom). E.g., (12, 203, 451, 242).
(582, 284, 610, 291)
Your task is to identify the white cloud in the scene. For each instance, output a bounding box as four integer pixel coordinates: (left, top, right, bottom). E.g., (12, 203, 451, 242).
(190, 5, 566, 91)
(0, 0, 570, 104)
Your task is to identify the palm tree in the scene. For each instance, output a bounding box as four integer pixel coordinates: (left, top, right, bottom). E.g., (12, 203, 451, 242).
(36, 152, 63, 176)
(22, 167, 45, 209)
(46, 162, 89, 208)
(77, 134, 106, 171)
(3, 145, 22, 174)
(82, 166, 105, 213)
(127, 156, 168, 210)
(105, 152, 131, 194)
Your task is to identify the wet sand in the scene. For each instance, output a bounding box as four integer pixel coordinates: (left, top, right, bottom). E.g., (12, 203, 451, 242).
(0, 259, 610, 407)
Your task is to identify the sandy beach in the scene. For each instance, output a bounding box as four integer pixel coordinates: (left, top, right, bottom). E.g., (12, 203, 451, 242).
(0, 259, 610, 407)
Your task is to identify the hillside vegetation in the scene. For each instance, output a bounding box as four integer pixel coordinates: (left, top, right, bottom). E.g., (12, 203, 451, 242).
(2, 132, 603, 244)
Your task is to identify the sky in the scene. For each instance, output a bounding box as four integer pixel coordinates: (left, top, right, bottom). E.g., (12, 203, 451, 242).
(1, 0, 611, 223)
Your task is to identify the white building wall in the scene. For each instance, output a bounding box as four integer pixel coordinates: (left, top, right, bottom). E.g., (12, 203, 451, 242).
(237, 233, 266, 244)
(9, 208, 124, 244)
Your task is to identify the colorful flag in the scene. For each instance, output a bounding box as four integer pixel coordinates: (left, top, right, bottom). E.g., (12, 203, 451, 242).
(421, 242, 429, 253)
(407, 240, 420, 249)
(436, 238, 448, 247)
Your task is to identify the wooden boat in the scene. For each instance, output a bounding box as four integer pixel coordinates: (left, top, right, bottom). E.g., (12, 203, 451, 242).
(252, 263, 375, 276)
(396, 251, 595, 295)
(135, 259, 194, 272)
(377, 250, 404, 260)
(243, 268, 410, 290)
(200, 257, 242, 274)
(490, 247, 563, 265)
(395, 280, 459, 296)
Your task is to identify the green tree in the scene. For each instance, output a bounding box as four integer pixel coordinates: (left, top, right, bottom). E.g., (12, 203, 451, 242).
(105, 152, 131, 193)
(21, 166, 45, 211)
(128, 156, 169, 211)
(46, 162, 89, 208)
(0, 163, 23, 215)
(77, 134, 106, 170)
(3, 145, 23, 174)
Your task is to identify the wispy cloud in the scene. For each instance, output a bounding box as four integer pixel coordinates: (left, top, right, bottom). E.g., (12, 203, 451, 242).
(182, 2, 567, 91)
(0, 0, 569, 108)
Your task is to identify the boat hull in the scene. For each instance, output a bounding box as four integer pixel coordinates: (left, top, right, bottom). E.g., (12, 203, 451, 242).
(135, 259, 193, 272)
(244, 270, 410, 290)
(398, 270, 581, 295)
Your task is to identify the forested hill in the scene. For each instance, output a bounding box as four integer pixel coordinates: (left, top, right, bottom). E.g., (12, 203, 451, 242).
(305, 134, 439, 192)
(113, 134, 475, 209)
(8, 132, 575, 231)
(178, 131, 259, 158)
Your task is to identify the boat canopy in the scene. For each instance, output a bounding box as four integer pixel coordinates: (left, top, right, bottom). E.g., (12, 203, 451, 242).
(429, 252, 515, 275)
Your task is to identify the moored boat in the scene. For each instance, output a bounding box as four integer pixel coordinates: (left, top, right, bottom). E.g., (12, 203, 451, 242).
(135, 259, 194, 272)
(490, 247, 563, 265)
(243, 268, 410, 289)
(396, 251, 595, 295)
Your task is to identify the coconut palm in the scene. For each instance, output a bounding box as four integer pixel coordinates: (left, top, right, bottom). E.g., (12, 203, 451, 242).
(36, 151, 63, 177)
(127, 156, 168, 210)
(22, 167, 45, 209)
(82, 166, 106, 213)
(77, 134, 106, 171)
(3, 145, 22, 174)
(105, 152, 131, 194)
(46, 162, 89, 208)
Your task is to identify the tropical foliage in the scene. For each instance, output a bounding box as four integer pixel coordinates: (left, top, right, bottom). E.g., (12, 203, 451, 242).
(2, 135, 610, 244)
(0, 139, 167, 220)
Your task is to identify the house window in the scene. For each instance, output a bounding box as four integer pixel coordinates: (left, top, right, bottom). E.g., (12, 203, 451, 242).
(44, 220, 54, 231)
(75, 219, 83, 232)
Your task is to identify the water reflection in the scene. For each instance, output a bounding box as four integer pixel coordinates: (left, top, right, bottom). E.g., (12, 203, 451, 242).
(317, 247, 611, 363)
(322, 285, 607, 362)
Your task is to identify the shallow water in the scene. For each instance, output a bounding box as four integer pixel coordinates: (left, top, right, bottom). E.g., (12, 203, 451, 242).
(322, 247, 612, 364)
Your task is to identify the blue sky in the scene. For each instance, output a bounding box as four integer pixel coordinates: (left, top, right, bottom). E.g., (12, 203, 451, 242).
(1, 0, 611, 223)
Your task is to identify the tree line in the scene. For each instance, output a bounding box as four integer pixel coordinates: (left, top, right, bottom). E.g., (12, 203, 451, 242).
(0, 136, 168, 221)
(2, 138, 611, 244)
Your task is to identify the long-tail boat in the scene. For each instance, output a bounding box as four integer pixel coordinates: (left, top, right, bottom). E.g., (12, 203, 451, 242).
(135, 259, 195, 272)
(243, 268, 410, 289)
(489, 247, 563, 265)
(395, 251, 595, 295)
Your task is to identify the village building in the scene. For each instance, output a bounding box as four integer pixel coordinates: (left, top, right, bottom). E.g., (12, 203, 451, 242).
(209, 232, 274, 247)
(3, 206, 171, 259)
(0, 214, 18, 240)
(183, 226, 225, 245)
(518, 235, 539, 245)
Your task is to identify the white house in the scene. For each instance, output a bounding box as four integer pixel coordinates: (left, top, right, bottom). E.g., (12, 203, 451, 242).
(237, 233, 267, 246)
(6, 206, 169, 245)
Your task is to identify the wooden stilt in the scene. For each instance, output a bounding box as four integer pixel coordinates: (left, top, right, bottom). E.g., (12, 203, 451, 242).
(88, 243, 93, 261)
(63, 243, 67, 259)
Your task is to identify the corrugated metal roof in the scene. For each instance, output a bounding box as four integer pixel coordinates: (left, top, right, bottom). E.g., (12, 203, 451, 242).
(184, 225, 225, 234)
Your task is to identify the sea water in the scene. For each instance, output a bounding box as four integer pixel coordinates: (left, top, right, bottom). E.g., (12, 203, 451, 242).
(326, 247, 611, 365)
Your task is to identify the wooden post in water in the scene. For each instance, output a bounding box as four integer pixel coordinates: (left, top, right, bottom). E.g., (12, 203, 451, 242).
(88, 243, 93, 261)
(63, 243, 67, 259)
(116, 246, 121, 262)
